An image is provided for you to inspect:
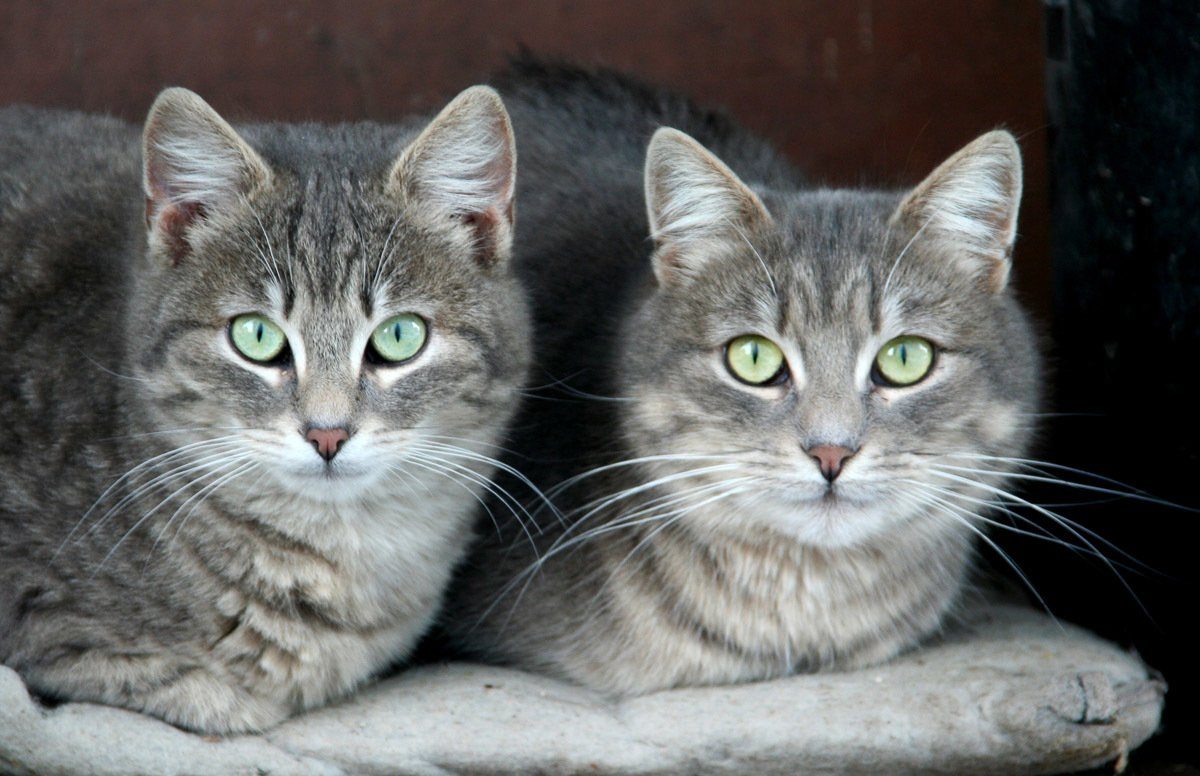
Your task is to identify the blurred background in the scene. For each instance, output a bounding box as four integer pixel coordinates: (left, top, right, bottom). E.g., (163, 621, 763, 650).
(1, 1, 1195, 771)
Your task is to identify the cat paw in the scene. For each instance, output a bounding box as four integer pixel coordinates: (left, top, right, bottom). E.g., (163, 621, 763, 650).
(139, 669, 292, 734)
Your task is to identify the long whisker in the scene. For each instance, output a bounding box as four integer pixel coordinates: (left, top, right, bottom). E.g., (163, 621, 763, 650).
(546, 453, 749, 500)
(924, 467, 1154, 620)
(92, 455, 253, 575)
(408, 447, 542, 538)
(578, 484, 756, 624)
(160, 463, 268, 567)
(412, 440, 563, 525)
(146, 460, 260, 566)
(904, 476, 1149, 574)
(929, 458, 1191, 511)
(77, 444, 246, 544)
(402, 454, 540, 556)
(478, 473, 753, 631)
(54, 436, 245, 558)
(901, 479, 1135, 568)
(893, 489, 1061, 628)
(548, 477, 755, 559)
(543, 464, 746, 554)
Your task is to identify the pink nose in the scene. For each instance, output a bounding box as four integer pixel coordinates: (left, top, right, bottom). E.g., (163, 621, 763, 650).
(305, 427, 350, 461)
(806, 444, 856, 483)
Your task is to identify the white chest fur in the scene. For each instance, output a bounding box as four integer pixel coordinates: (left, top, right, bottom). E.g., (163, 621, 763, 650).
(188, 476, 477, 711)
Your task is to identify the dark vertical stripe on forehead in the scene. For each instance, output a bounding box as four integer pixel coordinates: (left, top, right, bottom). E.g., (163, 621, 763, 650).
(774, 292, 792, 337)
(344, 198, 366, 302)
(284, 201, 303, 316)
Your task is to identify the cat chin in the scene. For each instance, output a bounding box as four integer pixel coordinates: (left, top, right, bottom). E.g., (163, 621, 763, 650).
(265, 466, 391, 504)
(717, 488, 925, 549)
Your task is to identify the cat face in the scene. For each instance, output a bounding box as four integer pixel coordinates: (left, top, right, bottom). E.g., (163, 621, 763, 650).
(130, 88, 530, 504)
(618, 129, 1039, 548)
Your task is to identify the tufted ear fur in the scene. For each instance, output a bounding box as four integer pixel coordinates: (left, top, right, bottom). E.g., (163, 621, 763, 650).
(890, 130, 1023, 293)
(143, 88, 270, 264)
(389, 86, 516, 268)
(644, 127, 772, 285)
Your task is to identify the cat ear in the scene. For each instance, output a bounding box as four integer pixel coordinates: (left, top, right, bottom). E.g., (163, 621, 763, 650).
(143, 88, 270, 264)
(390, 85, 516, 268)
(644, 127, 772, 284)
(891, 130, 1022, 292)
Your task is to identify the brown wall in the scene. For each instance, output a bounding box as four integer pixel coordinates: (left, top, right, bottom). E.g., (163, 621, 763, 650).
(0, 0, 1049, 318)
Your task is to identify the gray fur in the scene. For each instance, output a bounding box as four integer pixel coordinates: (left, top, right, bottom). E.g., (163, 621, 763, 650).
(0, 88, 531, 732)
(444, 62, 1040, 694)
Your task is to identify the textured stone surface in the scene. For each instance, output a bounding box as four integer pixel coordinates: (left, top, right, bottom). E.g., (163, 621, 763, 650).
(0, 603, 1164, 775)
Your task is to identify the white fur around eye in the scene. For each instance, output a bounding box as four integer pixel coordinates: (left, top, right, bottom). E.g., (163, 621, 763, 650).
(367, 329, 442, 390)
(218, 331, 287, 387)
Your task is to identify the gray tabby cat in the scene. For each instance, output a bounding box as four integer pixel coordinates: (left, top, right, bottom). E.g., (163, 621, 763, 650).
(0, 85, 530, 732)
(445, 63, 1039, 693)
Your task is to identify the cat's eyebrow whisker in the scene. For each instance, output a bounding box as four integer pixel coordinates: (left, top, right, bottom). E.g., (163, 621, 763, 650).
(722, 215, 777, 298)
(518, 369, 634, 403)
(370, 213, 406, 294)
(248, 205, 290, 288)
(78, 352, 151, 383)
(880, 211, 936, 300)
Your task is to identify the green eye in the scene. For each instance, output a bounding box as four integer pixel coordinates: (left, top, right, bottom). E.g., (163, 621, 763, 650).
(370, 314, 427, 363)
(229, 314, 287, 363)
(874, 335, 935, 386)
(726, 334, 786, 385)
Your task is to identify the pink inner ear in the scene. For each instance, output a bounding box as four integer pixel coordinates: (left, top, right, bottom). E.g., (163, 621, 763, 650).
(152, 200, 204, 265)
(460, 207, 504, 267)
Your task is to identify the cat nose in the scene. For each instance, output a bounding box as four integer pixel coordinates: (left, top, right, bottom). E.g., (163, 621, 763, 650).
(305, 426, 350, 461)
(805, 444, 856, 482)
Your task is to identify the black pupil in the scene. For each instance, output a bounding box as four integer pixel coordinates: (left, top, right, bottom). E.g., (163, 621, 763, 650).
(898, 343, 908, 365)
(750, 340, 759, 364)
(392, 323, 402, 341)
(255, 322, 265, 342)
